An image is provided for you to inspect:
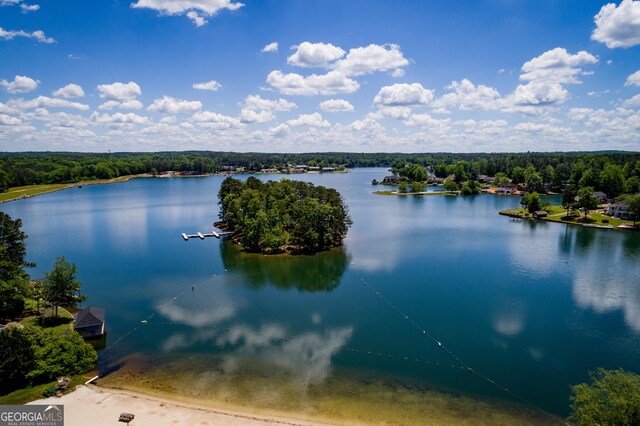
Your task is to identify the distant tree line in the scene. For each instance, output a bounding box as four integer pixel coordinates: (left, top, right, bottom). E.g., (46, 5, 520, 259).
(2, 151, 639, 193)
(218, 176, 352, 253)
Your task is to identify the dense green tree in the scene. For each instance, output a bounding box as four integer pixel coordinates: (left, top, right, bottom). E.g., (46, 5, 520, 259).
(577, 187, 598, 219)
(579, 168, 599, 189)
(626, 176, 640, 194)
(542, 165, 555, 185)
(521, 192, 541, 213)
(570, 368, 640, 426)
(600, 163, 626, 198)
(0, 323, 36, 391)
(554, 163, 572, 188)
(623, 193, 640, 228)
(460, 180, 481, 195)
(562, 184, 578, 217)
(511, 166, 525, 184)
(444, 179, 459, 192)
(397, 181, 409, 193)
(43, 257, 86, 317)
(27, 326, 98, 383)
(0, 213, 32, 319)
(434, 163, 448, 178)
(400, 164, 427, 182)
(0, 168, 11, 192)
(525, 171, 544, 193)
(411, 181, 425, 193)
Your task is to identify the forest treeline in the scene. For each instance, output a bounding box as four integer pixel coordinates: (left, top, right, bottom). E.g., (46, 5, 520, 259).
(1, 151, 639, 194)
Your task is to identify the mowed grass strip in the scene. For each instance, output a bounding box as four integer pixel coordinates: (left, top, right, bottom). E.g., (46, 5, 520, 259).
(0, 176, 139, 203)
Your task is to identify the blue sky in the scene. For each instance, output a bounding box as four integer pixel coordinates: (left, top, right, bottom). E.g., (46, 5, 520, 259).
(1, 0, 639, 152)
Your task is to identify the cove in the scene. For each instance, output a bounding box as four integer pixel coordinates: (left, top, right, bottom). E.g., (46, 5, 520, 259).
(1, 168, 638, 424)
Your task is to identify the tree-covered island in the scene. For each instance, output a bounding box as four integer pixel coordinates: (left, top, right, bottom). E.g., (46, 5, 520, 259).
(218, 176, 352, 253)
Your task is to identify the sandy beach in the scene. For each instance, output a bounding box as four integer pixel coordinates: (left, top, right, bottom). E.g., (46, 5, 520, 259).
(28, 385, 328, 426)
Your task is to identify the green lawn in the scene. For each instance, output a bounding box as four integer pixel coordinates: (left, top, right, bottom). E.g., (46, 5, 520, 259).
(500, 206, 636, 229)
(0, 375, 87, 405)
(0, 175, 139, 203)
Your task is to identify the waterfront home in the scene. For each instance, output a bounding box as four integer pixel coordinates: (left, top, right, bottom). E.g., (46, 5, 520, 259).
(383, 175, 402, 184)
(427, 176, 444, 184)
(593, 191, 608, 204)
(260, 168, 279, 173)
(73, 306, 105, 338)
(478, 175, 495, 184)
(606, 201, 638, 221)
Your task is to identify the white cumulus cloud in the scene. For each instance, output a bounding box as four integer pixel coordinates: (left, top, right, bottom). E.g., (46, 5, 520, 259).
(130, 0, 244, 27)
(287, 112, 330, 127)
(592, 0, 640, 48)
(97, 81, 142, 100)
(262, 41, 278, 53)
(91, 111, 151, 125)
(510, 81, 569, 107)
(119, 100, 144, 110)
(20, 3, 39, 12)
(319, 99, 354, 112)
(287, 42, 346, 68)
(193, 80, 222, 91)
(625, 70, 640, 87)
(1, 75, 39, 94)
(0, 114, 22, 126)
(8, 96, 89, 111)
(374, 83, 434, 107)
(436, 79, 501, 111)
(192, 111, 243, 129)
(148, 96, 202, 114)
(267, 70, 359, 95)
(520, 48, 598, 84)
(239, 95, 296, 123)
(52, 83, 85, 99)
(333, 43, 409, 76)
(0, 27, 54, 43)
(244, 94, 296, 111)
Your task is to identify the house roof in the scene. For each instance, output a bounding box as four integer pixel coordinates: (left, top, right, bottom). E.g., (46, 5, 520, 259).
(74, 306, 105, 329)
(611, 201, 628, 208)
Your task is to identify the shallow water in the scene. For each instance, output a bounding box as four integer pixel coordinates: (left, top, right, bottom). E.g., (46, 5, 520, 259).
(2, 168, 639, 422)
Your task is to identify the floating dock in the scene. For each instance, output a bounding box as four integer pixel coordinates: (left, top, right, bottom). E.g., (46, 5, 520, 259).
(181, 230, 229, 241)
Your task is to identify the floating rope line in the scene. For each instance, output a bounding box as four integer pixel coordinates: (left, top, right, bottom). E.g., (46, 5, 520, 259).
(353, 269, 566, 425)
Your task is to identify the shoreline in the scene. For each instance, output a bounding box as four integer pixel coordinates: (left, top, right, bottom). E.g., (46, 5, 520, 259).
(0, 175, 143, 204)
(29, 384, 330, 426)
(499, 208, 637, 231)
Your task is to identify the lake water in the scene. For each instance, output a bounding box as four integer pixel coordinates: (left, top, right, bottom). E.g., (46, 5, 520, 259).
(2, 168, 639, 424)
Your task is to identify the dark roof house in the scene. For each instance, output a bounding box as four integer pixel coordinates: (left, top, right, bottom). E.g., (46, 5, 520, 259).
(74, 306, 105, 338)
(382, 175, 402, 183)
(593, 191, 608, 203)
(533, 211, 548, 219)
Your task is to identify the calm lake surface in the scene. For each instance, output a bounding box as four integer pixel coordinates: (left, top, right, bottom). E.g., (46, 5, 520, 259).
(2, 168, 639, 423)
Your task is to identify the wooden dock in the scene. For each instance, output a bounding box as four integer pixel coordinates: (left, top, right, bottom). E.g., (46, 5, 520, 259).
(181, 230, 227, 241)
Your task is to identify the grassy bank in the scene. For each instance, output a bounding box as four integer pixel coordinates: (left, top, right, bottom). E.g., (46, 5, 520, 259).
(500, 205, 636, 229)
(0, 375, 88, 405)
(0, 175, 141, 203)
